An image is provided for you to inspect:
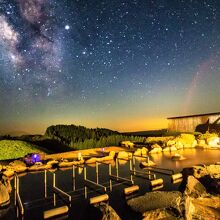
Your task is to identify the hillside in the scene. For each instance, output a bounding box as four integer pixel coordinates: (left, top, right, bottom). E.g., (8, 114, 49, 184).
(0, 140, 46, 160)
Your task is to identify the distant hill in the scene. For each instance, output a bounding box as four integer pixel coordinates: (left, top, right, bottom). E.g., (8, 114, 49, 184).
(45, 124, 119, 145)
(0, 140, 47, 160)
(0, 130, 30, 136)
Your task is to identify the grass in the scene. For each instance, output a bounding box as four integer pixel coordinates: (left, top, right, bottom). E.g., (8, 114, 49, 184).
(0, 140, 47, 160)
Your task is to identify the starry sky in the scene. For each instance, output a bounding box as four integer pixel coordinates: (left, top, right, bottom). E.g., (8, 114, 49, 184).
(0, 0, 220, 134)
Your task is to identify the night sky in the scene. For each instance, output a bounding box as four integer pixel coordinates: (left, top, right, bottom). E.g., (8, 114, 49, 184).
(0, 0, 220, 134)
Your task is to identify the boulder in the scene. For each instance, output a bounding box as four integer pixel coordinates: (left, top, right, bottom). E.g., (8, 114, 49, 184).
(117, 151, 131, 159)
(7, 161, 27, 173)
(73, 160, 84, 165)
(182, 164, 220, 179)
(3, 179, 12, 194)
(192, 140, 197, 148)
(142, 208, 177, 220)
(98, 156, 113, 162)
(171, 154, 186, 161)
(184, 176, 207, 198)
(207, 137, 220, 147)
(47, 160, 59, 166)
(28, 163, 52, 171)
(127, 191, 182, 214)
(3, 170, 14, 178)
(149, 147, 162, 154)
(58, 161, 77, 167)
(166, 140, 176, 147)
(120, 141, 134, 148)
(170, 146, 178, 152)
(185, 197, 220, 220)
(0, 182, 10, 207)
(175, 141, 184, 149)
(109, 151, 115, 158)
(141, 147, 148, 156)
(162, 147, 170, 152)
(85, 157, 97, 164)
(96, 202, 121, 220)
(134, 149, 142, 156)
(151, 144, 161, 149)
(197, 139, 206, 147)
(140, 160, 156, 167)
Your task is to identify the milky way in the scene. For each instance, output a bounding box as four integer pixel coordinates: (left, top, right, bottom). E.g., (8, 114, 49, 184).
(0, 0, 220, 133)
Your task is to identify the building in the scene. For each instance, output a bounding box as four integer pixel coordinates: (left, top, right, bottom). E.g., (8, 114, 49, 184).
(167, 112, 220, 133)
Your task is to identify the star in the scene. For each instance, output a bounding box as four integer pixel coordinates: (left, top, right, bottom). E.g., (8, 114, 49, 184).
(65, 25, 70, 30)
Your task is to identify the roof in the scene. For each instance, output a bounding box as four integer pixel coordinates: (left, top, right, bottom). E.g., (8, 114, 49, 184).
(167, 112, 220, 119)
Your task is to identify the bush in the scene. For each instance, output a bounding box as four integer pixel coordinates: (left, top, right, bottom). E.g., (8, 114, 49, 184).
(0, 140, 45, 160)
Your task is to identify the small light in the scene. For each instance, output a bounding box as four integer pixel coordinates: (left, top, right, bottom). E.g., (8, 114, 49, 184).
(65, 25, 70, 30)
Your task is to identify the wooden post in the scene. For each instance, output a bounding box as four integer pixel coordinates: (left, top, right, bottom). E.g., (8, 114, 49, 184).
(44, 170, 47, 198)
(132, 156, 136, 175)
(84, 186, 87, 199)
(43, 206, 69, 219)
(96, 162, 99, 184)
(14, 175, 17, 205)
(109, 164, 112, 175)
(116, 159, 119, 178)
(53, 173, 56, 188)
(84, 167, 87, 180)
(90, 194, 109, 205)
(129, 159, 132, 171)
(72, 166, 75, 191)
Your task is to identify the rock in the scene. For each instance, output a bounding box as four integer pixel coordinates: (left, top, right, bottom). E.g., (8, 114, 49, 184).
(96, 202, 121, 220)
(142, 208, 177, 220)
(197, 139, 206, 147)
(0, 182, 10, 207)
(8, 161, 27, 173)
(185, 194, 220, 219)
(85, 157, 97, 164)
(134, 149, 142, 156)
(73, 160, 84, 165)
(117, 151, 131, 159)
(127, 191, 182, 214)
(58, 161, 76, 167)
(28, 163, 52, 171)
(109, 151, 115, 158)
(47, 160, 59, 166)
(141, 147, 148, 156)
(149, 146, 162, 154)
(175, 141, 184, 149)
(162, 147, 170, 152)
(140, 160, 156, 167)
(98, 156, 114, 162)
(3, 179, 12, 193)
(184, 176, 208, 198)
(120, 141, 134, 148)
(167, 140, 176, 147)
(192, 140, 197, 148)
(171, 154, 186, 161)
(182, 164, 220, 179)
(3, 170, 14, 178)
(151, 144, 161, 149)
(170, 146, 178, 152)
(207, 137, 220, 147)
(9, 160, 26, 167)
